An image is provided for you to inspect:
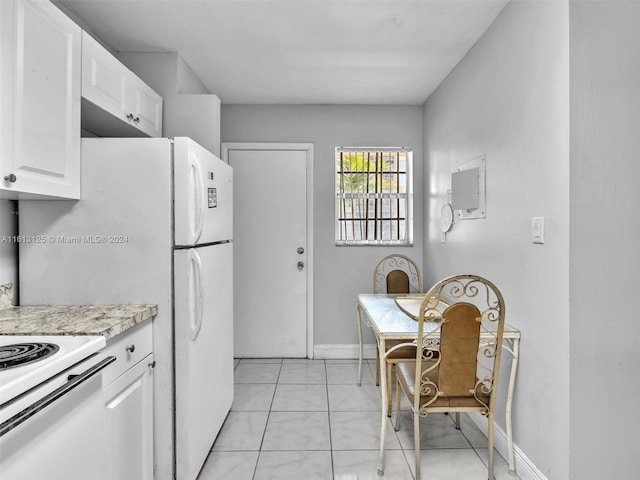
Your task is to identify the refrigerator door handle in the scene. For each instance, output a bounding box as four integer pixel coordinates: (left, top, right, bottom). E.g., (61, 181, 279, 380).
(188, 249, 205, 341)
(188, 152, 206, 245)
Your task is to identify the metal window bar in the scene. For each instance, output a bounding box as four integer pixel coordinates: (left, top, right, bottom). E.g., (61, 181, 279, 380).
(336, 149, 409, 243)
(395, 152, 400, 239)
(339, 151, 344, 240)
(373, 151, 378, 241)
(367, 152, 371, 240)
(350, 155, 358, 238)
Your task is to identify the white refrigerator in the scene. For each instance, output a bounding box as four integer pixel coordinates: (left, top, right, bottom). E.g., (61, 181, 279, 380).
(18, 137, 234, 480)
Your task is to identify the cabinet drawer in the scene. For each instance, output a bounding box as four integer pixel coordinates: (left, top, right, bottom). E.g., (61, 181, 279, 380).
(102, 320, 152, 386)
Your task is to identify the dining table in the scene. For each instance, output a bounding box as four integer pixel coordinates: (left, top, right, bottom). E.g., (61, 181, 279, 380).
(356, 293, 521, 476)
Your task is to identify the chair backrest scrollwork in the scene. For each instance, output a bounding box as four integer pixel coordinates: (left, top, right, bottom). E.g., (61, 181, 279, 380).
(373, 254, 422, 294)
(415, 274, 506, 414)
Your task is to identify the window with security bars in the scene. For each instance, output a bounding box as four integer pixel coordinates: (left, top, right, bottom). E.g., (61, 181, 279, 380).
(335, 148, 413, 245)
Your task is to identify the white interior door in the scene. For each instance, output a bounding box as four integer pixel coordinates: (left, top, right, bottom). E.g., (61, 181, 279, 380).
(226, 144, 312, 358)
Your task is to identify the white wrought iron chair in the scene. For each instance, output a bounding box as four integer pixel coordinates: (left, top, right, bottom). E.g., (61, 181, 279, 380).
(372, 254, 422, 414)
(373, 254, 422, 296)
(378, 274, 506, 480)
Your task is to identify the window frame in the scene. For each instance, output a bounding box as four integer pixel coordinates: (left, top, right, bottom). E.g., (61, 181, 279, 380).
(335, 147, 413, 246)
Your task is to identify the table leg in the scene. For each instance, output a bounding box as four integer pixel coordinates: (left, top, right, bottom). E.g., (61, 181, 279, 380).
(357, 305, 364, 387)
(505, 338, 520, 476)
(377, 337, 388, 475)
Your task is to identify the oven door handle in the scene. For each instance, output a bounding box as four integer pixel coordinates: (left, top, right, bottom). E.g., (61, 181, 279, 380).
(0, 355, 116, 437)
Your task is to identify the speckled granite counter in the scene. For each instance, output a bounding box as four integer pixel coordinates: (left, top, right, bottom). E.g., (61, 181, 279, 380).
(0, 304, 158, 340)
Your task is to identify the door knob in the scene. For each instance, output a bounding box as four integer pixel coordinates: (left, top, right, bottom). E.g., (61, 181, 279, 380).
(297, 261, 304, 270)
(4, 174, 16, 183)
(297, 247, 304, 254)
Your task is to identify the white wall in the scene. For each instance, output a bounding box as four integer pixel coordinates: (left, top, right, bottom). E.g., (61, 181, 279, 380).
(117, 52, 209, 96)
(569, 2, 640, 478)
(422, 1, 569, 478)
(221, 105, 423, 348)
(118, 52, 222, 156)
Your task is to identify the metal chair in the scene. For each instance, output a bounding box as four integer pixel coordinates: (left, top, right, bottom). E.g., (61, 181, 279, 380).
(373, 254, 422, 296)
(378, 274, 506, 480)
(372, 254, 422, 414)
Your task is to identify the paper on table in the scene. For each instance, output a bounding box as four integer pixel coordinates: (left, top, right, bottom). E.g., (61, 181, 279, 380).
(393, 296, 425, 320)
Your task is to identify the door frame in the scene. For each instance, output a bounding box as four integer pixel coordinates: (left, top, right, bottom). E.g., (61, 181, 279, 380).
(221, 142, 314, 358)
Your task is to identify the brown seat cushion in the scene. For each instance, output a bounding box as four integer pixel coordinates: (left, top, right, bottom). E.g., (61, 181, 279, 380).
(385, 339, 417, 360)
(385, 340, 439, 361)
(395, 359, 489, 409)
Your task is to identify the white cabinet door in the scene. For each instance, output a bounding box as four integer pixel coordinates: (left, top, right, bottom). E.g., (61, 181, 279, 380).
(128, 73, 163, 137)
(81, 31, 128, 123)
(82, 31, 162, 138)
(103, 353, 154, 480)
(0, 0, 81, 199)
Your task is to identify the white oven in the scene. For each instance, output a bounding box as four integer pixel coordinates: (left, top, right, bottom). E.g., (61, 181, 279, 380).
(0, 335, 112, 480)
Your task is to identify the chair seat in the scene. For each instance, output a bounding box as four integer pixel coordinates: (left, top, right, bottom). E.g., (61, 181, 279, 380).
(385, 340, 438, 360)
(395, 360, 490, 409)
(385, 339, 417, 360)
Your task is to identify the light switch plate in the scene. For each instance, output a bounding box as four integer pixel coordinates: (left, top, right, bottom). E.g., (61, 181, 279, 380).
(532, 216, 544, 244)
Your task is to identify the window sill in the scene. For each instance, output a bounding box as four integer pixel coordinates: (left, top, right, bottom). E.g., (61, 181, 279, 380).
(335, 241, 414, 247)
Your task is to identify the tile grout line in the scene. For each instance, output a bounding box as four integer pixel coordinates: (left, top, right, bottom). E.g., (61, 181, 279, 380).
(323, 360, 336, 479)
(217, 359, 500, 480)
(252, 359, 283, 480)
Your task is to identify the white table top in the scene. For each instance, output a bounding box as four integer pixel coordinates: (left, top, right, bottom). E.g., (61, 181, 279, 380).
(357, 293, 520, 339)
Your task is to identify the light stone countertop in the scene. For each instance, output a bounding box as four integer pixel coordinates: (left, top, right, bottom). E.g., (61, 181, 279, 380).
(0, 304, 158, 340)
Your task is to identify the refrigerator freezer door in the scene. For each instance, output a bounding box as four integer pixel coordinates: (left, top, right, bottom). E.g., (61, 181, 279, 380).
(174, 242, 234, 480)
(174, 137, 233, 246)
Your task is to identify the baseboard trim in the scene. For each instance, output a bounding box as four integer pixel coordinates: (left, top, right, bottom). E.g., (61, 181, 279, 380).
(313, 343, 377, 360)
(467, 412, 547, 480)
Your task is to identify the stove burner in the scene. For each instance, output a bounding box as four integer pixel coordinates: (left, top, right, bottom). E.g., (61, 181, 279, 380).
(0, 343, 60, 370)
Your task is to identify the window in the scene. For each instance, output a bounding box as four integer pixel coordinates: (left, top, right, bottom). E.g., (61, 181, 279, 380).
(335, 147, 413, 245)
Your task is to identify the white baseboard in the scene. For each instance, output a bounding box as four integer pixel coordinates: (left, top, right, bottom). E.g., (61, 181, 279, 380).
(313, 343, 377, 359)
(467, 412, 547, 480)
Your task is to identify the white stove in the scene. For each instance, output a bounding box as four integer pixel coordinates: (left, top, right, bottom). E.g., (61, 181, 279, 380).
(0, 335, 112, 480)
(0, 335, 106, 419)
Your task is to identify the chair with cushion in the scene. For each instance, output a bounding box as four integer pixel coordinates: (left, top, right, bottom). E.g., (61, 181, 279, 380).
(371, 254, 422, 413)
(378, 274, 506, 480)
(373, 254, 421, 296)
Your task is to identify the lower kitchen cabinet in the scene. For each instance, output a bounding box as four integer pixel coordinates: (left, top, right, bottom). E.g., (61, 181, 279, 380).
(102, 321, 154, 480)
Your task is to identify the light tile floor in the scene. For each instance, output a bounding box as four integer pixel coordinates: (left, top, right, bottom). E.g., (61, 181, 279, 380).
(197, 358, 519, 480)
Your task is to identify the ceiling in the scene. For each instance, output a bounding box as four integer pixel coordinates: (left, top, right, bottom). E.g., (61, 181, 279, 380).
(57, 0, 509, 105)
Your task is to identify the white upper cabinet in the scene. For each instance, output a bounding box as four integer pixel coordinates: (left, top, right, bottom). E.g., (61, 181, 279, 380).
(81, 32, 162, 138)
(1, 0, 81, 199)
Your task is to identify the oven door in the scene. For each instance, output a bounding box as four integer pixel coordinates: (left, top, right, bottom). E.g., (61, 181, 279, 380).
(0, 355, 114, 480)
